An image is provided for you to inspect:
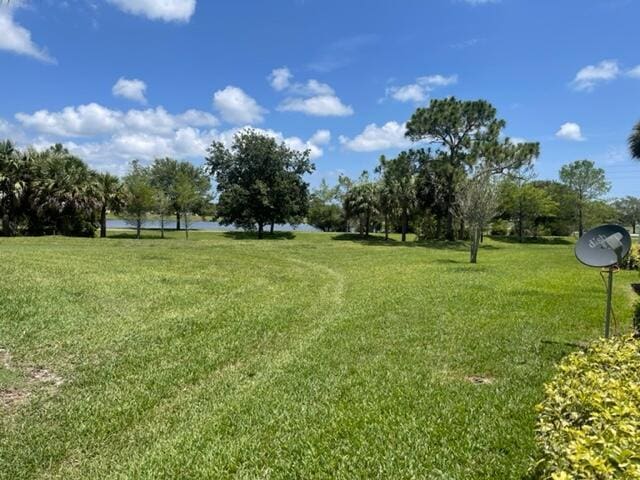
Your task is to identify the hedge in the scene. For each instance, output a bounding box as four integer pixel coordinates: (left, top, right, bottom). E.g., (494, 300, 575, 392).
(532, 336, 640, 479)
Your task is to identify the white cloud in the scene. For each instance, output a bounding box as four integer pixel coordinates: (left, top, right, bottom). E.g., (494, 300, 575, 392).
(388, 84, 427, 103)
(268, 67, 293, 91)
(112, 78, 147, 104)
(278, 95, 353, 117)
(571, 60, 620, 91)
(16, 103, 122, 137)
(386, 74, 457, 103)
(214, 126, 330, 160)
(270, 69, 353, 117)
(56, 125, 329, 175)
(0, 2, 55, 63)
(339, 121, 412, 152)
(288, 79, 335, 96)
(177, 109, 219, 127)
(627, 65, 640, 79)
(555, 122, 585, 141)
(15, 103, 218, 137)
(213, 86, 267, 125)
(310, 129, 331, 145)
(106, 0, 196, 22)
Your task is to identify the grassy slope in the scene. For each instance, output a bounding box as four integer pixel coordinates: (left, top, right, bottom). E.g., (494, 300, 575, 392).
(0, 231, 635, 479)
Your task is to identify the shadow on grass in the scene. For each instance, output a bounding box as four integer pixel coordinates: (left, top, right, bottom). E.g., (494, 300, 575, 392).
(108, 231, 170, 240)
(331, 233, 469, 251)
(489, 235, 573, 245)
(223, 231, 296, 241)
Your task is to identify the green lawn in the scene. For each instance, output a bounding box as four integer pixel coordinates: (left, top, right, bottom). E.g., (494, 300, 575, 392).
(0, 231, 636, 479)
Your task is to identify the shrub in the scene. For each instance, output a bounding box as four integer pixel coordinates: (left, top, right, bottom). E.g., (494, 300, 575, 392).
(490, 219, 510, 236)
(531, 336, 640, 479)
(633, 302, 640, 338)
(415, 213, 438, 240)
(621, 245, 640, 270)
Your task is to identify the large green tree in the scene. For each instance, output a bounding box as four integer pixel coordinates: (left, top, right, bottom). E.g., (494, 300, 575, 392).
(376, 152, 417, 242)
(613, 196, 640, 233)
(95, 172, 122, 238)
(406, 97, 539, 240)
(122, 161, 156, 239)
(342, 172, 379, 237)
(0, 140, 25, 236)
(149, 158, 211, 231)
(559, 160, 610, 237)
(1, 142, 102, 237)
(205, 129, 314, 238)
(307, 179, 346, 232)
(499, 176, 558, 242)
(29, 145, 99, 236)
(174, 171, 200, 240)
(529, 180, 576, 236)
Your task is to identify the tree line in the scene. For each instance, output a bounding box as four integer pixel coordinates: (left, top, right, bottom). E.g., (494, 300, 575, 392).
(0, 141, 213, 239)
(0, 129, 313, 240)
(3, 96, 640, 262)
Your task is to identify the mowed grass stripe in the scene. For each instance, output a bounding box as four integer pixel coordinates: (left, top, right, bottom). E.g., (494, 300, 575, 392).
(0, 232, 635, 479)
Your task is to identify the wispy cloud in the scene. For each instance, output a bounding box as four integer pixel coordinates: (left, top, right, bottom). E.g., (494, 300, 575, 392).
(106, 0, 196, 23)
(571, 59, 620, 91)
(385, 74, 458, 103)
(0, 1, 55, 63)
(269, 67, 354, 117)
(308, 34, 378, 73)
(450, 38, 483, 49)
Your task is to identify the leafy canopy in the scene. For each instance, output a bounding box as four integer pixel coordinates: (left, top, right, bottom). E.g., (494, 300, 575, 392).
(205, 129, 314, 235)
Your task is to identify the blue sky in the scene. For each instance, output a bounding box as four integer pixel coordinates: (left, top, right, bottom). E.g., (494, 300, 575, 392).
(1, 0, 640, 196)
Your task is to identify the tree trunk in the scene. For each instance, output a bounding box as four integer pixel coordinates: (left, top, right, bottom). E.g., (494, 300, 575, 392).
(365, 211, 370, 237)
(401, 209, 408, 242)
(136, 217, 141, 239)
(176, 212, 181, 231)
(270, 221, 275, 234)
(445, 170, 456, 241)
(258, 222, 264, 239)
(633, 223, 637, 234)
(2, 213, 13, 237)
(578, 207, 583, 237)
(446, 209, 455, 241)
(470, 226, 481, 264)
(160, 213, 165, 239)
(518, 216, 524, 243)
(100, 205, 107, 238)
(185, 212, 189, 240)
(459, 218, 465, 240)
(384, 214, 389, 241)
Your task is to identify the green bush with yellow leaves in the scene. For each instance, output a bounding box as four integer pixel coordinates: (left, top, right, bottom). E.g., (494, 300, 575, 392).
(532, 336, 640, 479)
(621, 244, 640, 271)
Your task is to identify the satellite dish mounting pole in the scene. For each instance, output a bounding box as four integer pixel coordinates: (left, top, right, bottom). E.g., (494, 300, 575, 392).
(604, 266, 614, 339)
(574, 225, 631, 339)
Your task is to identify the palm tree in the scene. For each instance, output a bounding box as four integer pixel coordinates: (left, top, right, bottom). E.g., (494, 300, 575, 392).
(0, 140, 26, 236)
(95, 172, 122, 238)
(630, 120, 640, 160)
(30, 145, 100, 236)
(343, 173, 379, 237)
(377, 152, 417, 242)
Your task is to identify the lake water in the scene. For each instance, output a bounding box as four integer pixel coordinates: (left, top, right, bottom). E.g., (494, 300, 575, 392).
(106, 219, 319, 232)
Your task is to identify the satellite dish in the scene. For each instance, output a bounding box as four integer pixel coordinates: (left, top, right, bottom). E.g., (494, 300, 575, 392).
(575, 224, 631, 268)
